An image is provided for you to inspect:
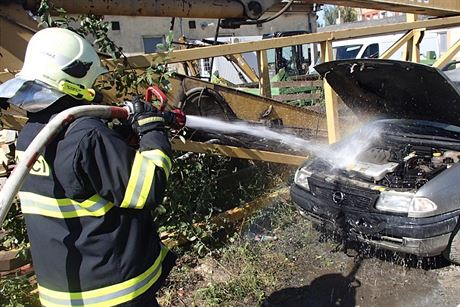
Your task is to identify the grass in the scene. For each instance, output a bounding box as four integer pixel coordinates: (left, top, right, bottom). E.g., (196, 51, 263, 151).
(194, 242, 278, 306)
(158, 200, 303, 307)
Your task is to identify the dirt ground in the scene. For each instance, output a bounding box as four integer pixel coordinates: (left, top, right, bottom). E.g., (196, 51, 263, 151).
(158, 194, 460, 307)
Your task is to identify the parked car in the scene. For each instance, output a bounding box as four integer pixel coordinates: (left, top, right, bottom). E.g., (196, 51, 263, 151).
(291, 59, 460, 264)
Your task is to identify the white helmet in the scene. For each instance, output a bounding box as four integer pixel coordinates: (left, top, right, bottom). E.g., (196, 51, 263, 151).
(18, 27, 108, 90)
(0, 27, 108, 112)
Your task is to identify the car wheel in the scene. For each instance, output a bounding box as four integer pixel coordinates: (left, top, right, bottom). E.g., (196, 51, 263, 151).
(443, 223, 460, 265)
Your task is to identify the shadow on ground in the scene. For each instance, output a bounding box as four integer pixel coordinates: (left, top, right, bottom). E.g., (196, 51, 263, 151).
(262, 258, 362, 307)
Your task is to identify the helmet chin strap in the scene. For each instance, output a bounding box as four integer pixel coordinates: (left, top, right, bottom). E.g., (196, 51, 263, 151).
(58, 80, 103, 103)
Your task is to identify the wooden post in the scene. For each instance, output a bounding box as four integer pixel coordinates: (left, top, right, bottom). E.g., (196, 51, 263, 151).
(257, 50, 272, 98)
(320, 40, 340, 144)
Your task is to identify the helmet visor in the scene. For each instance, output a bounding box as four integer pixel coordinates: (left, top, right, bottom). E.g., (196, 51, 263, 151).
(0, 77, 65, 112)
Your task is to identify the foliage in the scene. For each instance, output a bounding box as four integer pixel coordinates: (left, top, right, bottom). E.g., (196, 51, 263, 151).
(156, 153, 275, 255)
(195, 239, 277, 305)
(5, 3, 285, 306)
(0, 200, 28, 253)
(323, 5, 358, 26)
(37, 0, 175, 98)
(0, 275, 40, 307)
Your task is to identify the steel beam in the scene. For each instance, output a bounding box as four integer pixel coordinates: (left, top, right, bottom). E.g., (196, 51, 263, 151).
(24, 0, 245, 19)
(433, 39, 460, 69)
(110, 16, 460, 68)
(227, 53, 259, 83)
(313, 0, 460, 17)
(168, 75, 327, 131)
(379, 30, 414, 59)
(171, 140, 308, 165)
(411, 29, 424, 63)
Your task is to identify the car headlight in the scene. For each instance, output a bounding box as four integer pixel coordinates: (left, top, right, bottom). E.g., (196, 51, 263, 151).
(375, 192, 437, 217)
(375, 191, 413, 213)
(294, 168, 312, 191)
(408, 197, 437, 218)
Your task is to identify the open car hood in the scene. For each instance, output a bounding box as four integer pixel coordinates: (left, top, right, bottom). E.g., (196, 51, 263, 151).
(315, 59, 460, 126)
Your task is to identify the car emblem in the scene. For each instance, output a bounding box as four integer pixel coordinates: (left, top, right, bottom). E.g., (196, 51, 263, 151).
(332, 191, 345, 204)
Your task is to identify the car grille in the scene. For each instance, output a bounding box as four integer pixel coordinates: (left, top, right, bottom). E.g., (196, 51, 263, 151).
(308, 177, 380, 212)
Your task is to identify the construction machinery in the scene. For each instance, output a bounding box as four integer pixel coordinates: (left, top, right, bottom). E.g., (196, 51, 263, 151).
(1, 0, 460, 276)
(3, 0, 460, 157)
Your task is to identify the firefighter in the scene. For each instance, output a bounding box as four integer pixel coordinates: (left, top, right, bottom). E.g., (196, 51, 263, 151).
(0, 27, 184, 306)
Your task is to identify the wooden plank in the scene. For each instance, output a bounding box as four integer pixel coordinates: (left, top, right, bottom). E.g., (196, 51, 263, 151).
(171, 139, 308, 166)
(0, 249, 29, 272)
(234, 79, 323, 89)
(273, 92, 322, 102)
(271, 80, 324, 88)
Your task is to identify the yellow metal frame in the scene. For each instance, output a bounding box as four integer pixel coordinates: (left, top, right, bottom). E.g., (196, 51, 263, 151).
(433, 39, 460, 69)
(106, 15, 460, 68)
(315, 0, 460, 17)
(172, 140, 308, 165)
(256, 50, 272, 98)
(320, 40, 340, 144)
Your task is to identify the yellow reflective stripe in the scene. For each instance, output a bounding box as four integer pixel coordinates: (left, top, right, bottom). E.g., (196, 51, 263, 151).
(121, 149, 172, 209)
(135, 162, 155, 209)
(18, 192, 113, 219)
(121, 152, 144, 208)
(137, 116, 165, 126)
(141, 149, 172, 179)
(38, 246, 169, 307)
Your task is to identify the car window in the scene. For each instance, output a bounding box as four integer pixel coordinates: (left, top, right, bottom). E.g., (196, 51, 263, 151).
(334, 44, 363, 60)
(362, 43, 379, 58)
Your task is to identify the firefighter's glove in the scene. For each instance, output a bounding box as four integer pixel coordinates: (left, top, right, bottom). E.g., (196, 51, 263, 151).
(163, 109, 186, 130)
(131, 97, 165, 136)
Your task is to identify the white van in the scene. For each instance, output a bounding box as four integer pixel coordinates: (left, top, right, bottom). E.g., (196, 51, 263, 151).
(332, 32, 440, 61)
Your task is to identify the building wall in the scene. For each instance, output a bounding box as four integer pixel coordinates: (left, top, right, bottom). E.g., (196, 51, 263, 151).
(104, 12, 316, 55)
(357, 9, 403, 21)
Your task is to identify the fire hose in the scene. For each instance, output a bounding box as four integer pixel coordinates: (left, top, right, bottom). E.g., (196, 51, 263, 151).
(0, 105, 130, 224)
(0, 81, 186, 225)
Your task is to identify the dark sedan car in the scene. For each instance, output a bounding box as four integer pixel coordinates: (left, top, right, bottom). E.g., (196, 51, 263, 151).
(291, 59, 460, 264)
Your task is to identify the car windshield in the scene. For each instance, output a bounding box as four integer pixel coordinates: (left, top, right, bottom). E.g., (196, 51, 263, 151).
(334, 44, 363, 60)
(373, 119, 460, 141)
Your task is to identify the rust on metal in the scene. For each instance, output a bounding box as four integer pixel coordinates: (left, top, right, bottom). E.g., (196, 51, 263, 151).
(168, 75, 327, 131)
(25, 0, 246, 18)
(0, 3, 38, 72)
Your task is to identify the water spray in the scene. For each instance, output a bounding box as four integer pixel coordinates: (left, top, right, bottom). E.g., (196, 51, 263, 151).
(185, 115, 383, 169)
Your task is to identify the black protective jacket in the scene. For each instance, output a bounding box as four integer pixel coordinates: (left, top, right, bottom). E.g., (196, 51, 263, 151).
(16, 99, 176, 307)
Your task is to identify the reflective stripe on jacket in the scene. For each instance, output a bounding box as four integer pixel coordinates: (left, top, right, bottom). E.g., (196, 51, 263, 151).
(38, 245, 168, 307)
(16, 107, 176, 306)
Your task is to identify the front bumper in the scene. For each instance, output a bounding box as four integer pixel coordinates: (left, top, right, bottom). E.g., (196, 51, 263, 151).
(291, 184, 460, 257)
